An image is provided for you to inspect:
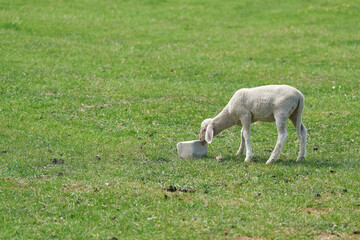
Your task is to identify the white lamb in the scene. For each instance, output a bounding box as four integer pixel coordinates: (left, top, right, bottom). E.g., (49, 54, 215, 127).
(199, 85, 307, 165)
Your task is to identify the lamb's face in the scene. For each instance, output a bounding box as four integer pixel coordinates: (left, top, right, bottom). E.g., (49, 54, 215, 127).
(199, 126, 207, 143)
(199, 118, 213, 143)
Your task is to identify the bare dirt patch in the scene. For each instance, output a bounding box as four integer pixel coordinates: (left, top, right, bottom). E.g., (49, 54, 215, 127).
(317, 232, 360, 239)
(305, 207, 333, 215)
(233, 237, 268, 240)
(5, 178, 34, 190)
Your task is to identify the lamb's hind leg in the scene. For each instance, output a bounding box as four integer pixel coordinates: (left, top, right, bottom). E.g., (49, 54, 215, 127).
(290, 116, 307, 162)
(236, 128, 245, 156)
(297, 122, 307, 162)
(266, 116, 288, 165)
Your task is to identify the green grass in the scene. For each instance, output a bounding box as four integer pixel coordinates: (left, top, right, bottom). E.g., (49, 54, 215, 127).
(1, 0, 359, 239)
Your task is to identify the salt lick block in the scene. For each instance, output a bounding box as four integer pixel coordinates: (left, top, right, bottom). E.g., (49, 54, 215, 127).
(177, 140, 207, 159)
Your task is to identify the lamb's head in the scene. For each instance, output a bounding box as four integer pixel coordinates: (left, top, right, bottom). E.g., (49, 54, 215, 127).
(199, 118, 214, 144)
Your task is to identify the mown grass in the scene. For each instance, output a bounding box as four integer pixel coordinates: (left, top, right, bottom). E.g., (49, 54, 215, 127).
(1, 0, 359, 239)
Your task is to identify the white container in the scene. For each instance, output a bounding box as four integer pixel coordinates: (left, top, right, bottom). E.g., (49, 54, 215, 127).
(177, 140, 207, 159)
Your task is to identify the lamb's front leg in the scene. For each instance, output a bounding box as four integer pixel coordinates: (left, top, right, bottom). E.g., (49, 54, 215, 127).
(236, 128, 245, 156)
(241, 121, 253, 163)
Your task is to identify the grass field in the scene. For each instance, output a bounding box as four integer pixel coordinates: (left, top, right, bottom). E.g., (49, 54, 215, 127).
(1, 0, 360, 239)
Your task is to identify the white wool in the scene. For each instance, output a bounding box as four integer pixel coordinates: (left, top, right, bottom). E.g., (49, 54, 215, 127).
(199, 85, 307, 165)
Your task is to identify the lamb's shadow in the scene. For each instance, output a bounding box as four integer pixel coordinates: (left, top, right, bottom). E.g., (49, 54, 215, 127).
(214, 155, 357, 169)
(214, 155, 267, 165)
(275, 158, 344, 169)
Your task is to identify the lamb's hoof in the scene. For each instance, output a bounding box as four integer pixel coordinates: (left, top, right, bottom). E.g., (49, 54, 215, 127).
(236, 150, 244, 156)
(265, 159, 276, 165)
(296, 156, 304, 162)
(244, 158, 251, 163)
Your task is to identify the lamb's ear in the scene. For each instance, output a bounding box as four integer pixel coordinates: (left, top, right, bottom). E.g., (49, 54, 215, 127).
(205, 125, 214, 143)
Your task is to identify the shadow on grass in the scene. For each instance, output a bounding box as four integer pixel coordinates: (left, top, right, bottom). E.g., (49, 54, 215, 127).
(276, 156, 360, 169)
(209, 154, 359, 170)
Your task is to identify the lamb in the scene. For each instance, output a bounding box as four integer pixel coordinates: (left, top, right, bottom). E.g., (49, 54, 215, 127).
(199, 85, 307, 165)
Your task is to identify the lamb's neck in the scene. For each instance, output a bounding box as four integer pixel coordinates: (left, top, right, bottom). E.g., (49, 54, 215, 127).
(212, 108, 236, 135)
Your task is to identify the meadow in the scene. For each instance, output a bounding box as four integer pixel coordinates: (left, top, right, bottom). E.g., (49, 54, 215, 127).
(0, 0, 359, 239)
